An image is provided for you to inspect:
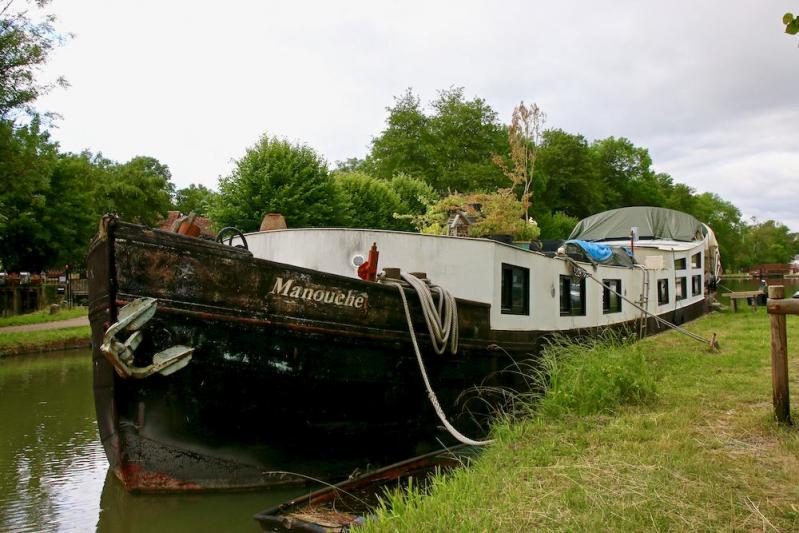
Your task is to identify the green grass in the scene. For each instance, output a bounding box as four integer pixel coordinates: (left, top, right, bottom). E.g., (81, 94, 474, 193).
(0, 326, 91, 356)
(0, 306, 87, 327)
(363, 310, 799, 532)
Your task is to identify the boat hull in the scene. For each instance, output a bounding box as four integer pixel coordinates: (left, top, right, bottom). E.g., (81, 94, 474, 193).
(87, 218, 706, 492)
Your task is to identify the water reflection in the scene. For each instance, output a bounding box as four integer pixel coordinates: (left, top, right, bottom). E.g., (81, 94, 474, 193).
(0, 349, 307, 532)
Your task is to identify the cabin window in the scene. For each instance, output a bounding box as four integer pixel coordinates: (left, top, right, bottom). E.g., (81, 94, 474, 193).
(657, 279, 669, 305)
(602, 279, 622, 314)
(691, 252, 702, 269)
(676, 277, 687, 301)
(560, 275, 586, 316)
(674, 258, 687, 270)
(692, 275, 702, 296)
(501, 264, 529, 315)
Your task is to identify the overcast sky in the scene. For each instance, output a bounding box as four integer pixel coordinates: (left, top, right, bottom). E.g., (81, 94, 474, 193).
(36, 0, 799, 230)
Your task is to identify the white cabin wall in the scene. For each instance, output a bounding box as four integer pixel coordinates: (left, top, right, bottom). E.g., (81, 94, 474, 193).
(244, 229, 707, 334)
(245, 229, 498, 305)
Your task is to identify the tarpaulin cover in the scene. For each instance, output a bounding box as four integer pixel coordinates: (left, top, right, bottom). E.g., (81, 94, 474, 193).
(565, 240, 613, 262)
(569, 206, 705, 242)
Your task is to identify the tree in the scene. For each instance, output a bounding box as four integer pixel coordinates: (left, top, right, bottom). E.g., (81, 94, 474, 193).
(0, 117, 58, 270)
(0, 0, 68, 119)
(534, 129, 603, 219)
(366, 88, 509, 192)
(95, 155, 175, 227)
(174, 184, 217, 216)
(740, 219, 795, 268)
(388, 173, 438, 217)
(492, 101, 545, 218)
(590, 137, 663, 208)
(210, 135, 348, 231)
(335, 171, 404, 230)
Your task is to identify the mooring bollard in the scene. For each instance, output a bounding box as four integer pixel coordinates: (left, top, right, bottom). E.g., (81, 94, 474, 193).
(766, 285, 792, 424)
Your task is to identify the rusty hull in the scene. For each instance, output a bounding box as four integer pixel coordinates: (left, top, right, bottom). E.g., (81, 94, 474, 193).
(87, 218, 707, 493)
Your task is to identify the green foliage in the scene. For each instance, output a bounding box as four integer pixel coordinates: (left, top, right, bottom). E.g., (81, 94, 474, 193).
(784, 12, 799, 35)
(334, 171, 404, 230)
(535, 129, 604, 219)
(210, 135, 348, 231)
(0, 117, 175, 270)
(95, 155, 174, 227)
(739, 219, 796, 267)
(366, 87, 509, 192)
(537, 333, 657, 417)
(536, 210, 579, 239)
(0, 0, 68, 118)
(419, 190, 540, 241)
(174, 184, 217, 216)
(0, 117, 58, 271)
(388, 173, 438, 216)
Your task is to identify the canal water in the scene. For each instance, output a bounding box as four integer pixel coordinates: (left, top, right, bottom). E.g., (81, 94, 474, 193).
(0, 349, 306, 532)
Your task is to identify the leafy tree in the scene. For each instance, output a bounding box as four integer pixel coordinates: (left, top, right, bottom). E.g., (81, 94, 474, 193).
(0, 0, 68, 119)
(590, 137, 663, 208)
(739, 219, 796, 268)
(536, 211, 579, 239)
(388, 173, 438, 217)
(334, 157, 365, 173)
(335, 171, 404, 230)
(95, 155, 174, 226)
(366, 88, 509, 192)
(0, 117, 58, 270)
(492, 101, 545, 218)
(40, 152, 102, 267)
(418, 190, 539, 241)
(365, 89, 432, 181)
(210, 135, 348, 231)
(174, 183, 217, 216)
(534, 129, 603, 219)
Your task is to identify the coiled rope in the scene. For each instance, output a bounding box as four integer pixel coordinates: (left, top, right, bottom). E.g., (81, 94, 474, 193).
(383, 272, 493, 446)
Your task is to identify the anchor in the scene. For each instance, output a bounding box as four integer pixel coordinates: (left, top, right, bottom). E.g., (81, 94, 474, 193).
(101, 297, 193, 379)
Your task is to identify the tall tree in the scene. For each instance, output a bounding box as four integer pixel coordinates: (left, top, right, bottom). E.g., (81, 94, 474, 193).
(366, 88, 509, 192)
(95, 155, 175, 227)
(0, 0, 68, 119)
(0, 117, 57, 270)
(492, 101, 545, 218)
(534, 129, 602, 219)
(210, 135, 349, 231)
(335, 171, 404, 230)
(174, 183, 217, 216)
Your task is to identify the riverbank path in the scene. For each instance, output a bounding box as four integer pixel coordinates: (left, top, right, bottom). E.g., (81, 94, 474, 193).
(0, 316, 90, 334)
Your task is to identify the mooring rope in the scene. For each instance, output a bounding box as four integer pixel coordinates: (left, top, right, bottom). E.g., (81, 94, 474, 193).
(383, 273, 492, 446)
(564, 257, 718, 347)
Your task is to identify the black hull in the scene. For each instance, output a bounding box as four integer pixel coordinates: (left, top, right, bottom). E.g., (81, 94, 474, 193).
(87, 218, 706, 492)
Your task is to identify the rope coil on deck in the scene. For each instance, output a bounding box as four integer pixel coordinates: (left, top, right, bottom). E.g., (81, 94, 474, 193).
(382, 272, 493, 447)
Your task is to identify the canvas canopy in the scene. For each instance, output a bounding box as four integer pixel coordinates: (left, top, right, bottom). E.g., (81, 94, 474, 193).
(569, 206, 705, 242)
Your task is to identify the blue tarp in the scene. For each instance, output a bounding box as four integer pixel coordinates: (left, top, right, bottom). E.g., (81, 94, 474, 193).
(565, 239, 613, 262)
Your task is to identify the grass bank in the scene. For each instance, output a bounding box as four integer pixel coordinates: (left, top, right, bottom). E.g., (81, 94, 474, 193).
(0, 306, 87, 327)
(0, 326, 91, 357)
(364, 310, 799, 531)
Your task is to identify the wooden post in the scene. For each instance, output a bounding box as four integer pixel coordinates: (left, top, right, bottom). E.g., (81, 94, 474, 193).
(767, 285, 791, 424)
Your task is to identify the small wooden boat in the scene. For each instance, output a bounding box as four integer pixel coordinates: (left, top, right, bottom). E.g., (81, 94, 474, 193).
(254, 447, 474, 532)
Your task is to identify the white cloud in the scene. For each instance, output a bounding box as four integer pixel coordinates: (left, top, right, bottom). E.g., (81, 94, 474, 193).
(35, 0, 799, 230)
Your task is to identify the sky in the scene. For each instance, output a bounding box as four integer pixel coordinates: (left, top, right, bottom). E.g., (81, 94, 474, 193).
(35, 0, 799, 230)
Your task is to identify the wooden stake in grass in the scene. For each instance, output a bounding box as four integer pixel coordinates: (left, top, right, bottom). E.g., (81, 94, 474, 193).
(766, 285, 791, 425)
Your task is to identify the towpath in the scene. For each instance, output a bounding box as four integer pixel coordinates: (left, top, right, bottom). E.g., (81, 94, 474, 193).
(0, 316, 90, 334)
